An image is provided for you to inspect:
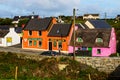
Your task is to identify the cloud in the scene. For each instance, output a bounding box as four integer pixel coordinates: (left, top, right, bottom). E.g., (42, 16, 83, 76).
(0, 0, 81, 17)
(0, 0, 120, 18)
(23, 0, 81, 16)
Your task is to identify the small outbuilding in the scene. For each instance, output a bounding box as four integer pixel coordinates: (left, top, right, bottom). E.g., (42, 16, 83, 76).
(0, 27, 20, 47)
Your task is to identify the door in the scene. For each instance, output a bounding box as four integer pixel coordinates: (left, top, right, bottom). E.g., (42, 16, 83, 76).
(49, 42, 52, 50)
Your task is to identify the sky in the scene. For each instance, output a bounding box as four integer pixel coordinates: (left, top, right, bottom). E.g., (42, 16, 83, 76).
(0, 0, 120, 18)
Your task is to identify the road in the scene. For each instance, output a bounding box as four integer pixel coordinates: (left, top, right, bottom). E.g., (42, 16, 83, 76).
(0, 44, 44, 55)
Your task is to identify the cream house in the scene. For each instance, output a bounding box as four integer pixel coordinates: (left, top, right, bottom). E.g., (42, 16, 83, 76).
(0, 27, 20, 47)
(83, 14, 99, 20)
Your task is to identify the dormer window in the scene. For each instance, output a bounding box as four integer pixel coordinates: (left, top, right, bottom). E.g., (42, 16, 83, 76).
(96, 38, 103, 43)
(76, 37, 83, 42)
(57, 30, 60, 33)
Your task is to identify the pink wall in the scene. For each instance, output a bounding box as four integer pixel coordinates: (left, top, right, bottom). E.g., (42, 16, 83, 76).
(68, 46, 78, 53)
(92, 28, 116, 56)
(109, 28, 116, 53)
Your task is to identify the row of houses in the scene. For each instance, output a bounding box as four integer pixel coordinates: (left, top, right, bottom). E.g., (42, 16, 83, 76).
(22, 17, 116, 56)
(0, 17, 116, 56)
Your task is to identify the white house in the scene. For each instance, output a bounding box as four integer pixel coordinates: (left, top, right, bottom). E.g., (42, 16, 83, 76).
(116, 15, 120, 20)
(83, 14, 99, 20)
(0, 27, 20, 47)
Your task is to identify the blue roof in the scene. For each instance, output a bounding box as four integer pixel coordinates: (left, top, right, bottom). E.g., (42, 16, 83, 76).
(89, 20, 111, 28)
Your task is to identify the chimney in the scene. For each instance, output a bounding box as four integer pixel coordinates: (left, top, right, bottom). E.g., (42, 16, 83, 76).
(22, 24, 25, 28)
(9, 27, 15, 32)
(31, 16, 34, 19)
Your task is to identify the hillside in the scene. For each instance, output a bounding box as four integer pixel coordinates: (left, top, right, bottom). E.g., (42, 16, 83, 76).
(0, 51, 108, 80)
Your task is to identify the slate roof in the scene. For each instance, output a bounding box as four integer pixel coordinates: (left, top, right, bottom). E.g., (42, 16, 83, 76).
(15, 27, 22, 33)
(0, 25, 11, 30)
(48, 24, 72, 37)
(117, 15, 120, 17)
(75, 23, 89, 29)
(23, 17, 52, 31)
(88, 20, 111, 28)
(0, 30, 9, 38)
(0, 25, 22, 33)
(13, 15, 39, 21)
(70, 28, 111, 47)
(84, 14, 99, 16)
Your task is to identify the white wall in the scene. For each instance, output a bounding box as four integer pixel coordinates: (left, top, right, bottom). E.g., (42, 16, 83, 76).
(83, 15, 99, 20)
(0, 38, 6, 46)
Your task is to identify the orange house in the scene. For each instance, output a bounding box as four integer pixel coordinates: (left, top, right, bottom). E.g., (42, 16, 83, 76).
(22, 17, 56, 50)
(47, 24, 73, 53)
(22, 17, 73, 53)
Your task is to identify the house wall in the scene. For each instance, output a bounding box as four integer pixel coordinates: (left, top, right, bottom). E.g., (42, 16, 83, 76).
(92, 28, 116, 56)
(68, 46, 78, 53)
(22, 30, 48, 50)
(6, 28, 20, 46)
(0, 38, 5, 46)
(47, 37, 68, 53)
(92, 47, 111, 56)
(109, 28, 116, 53)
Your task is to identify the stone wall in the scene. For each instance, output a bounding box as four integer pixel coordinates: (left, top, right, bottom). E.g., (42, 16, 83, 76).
(17, 53, 120, 74)
(75, 57, 120, 73)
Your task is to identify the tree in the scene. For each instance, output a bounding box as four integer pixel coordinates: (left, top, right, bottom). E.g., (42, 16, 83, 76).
(0, 18, 12, 25)
(18, 18, 29, 27)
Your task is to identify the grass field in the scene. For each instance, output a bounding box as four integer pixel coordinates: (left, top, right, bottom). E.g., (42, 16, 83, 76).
(0, 51, 108, 80)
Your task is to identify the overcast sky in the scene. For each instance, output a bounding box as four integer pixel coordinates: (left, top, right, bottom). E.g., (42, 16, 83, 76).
(0, 0, 120, 18)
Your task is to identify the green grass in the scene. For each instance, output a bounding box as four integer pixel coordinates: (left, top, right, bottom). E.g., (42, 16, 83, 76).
(0, 52, 108, 80)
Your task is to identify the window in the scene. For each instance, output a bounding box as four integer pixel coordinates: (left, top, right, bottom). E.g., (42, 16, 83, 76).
(29, 40, 32, 46)
(78, 48, 81, 51)
(76, 37, 83, 42)
(6, 37, 12, 43)
(97, 49, 101, 54)
(58, 41, 62, 48)
(34, 41, 37, 46)
(53, 41, 57, 47)
(39, 41, 42, 47)
(96, 38, 103, 43)
(81, 46, 87, 50)
(38, 31, 42, 36)
(29, 31, 32, 36)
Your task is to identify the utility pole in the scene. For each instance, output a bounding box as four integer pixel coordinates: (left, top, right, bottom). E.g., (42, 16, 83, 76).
(105, 12, 107, 21)
(73, 8, 76, 60)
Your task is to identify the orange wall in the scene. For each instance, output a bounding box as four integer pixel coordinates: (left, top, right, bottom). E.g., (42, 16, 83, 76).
(22, 30, 48, 50)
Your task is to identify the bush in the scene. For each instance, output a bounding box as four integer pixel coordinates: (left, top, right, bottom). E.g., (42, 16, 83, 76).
(109, 53, 117, 57)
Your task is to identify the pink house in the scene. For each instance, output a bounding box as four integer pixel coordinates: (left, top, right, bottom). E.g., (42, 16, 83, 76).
(69, 20, 116, 57)
(92, 28, 116, 56)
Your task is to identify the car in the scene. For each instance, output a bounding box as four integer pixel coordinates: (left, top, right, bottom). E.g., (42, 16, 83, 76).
(40, 51, 60, 56)
(68, 50, 92, 56)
